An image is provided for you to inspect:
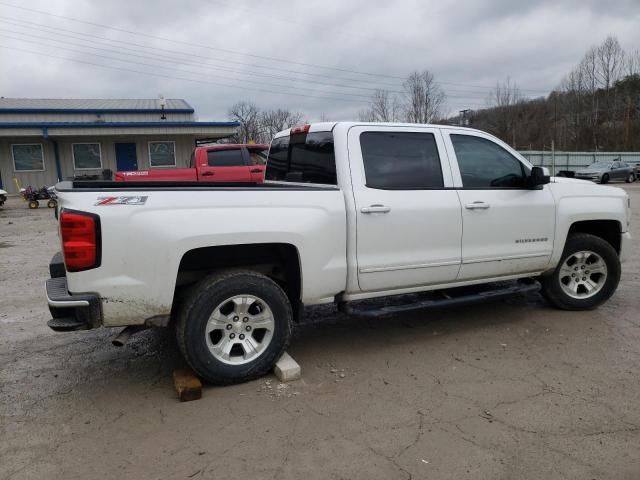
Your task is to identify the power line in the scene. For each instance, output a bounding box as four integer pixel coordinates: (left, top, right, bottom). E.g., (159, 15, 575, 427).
(0, 1, 407, 81)
(2, 32, 498, 107)
(0, 16, 403, 90)
(0, 19, 541, 100)
(0, 44, 372, 103)
(0, 33, 391, 100)
(0, 25, 406, 95)
(0, 9, 550, 96)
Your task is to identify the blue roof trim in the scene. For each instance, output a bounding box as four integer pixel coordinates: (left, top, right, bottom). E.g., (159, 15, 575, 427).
(0, 121, 240, 129)
(0, 108, 195, 114)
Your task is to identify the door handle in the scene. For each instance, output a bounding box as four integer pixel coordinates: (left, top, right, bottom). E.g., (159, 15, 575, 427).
(361, 204, 391, 214)
(250, 168, 262, 173)
(201, 171, 214, 176)
(465, 201, 490, 210)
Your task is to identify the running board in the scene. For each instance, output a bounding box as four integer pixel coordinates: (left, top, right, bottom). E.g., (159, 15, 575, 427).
(339, 280, 541, 318)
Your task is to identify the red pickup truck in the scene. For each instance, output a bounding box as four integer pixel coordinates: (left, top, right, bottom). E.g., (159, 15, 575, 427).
(115, 144, 269, 183)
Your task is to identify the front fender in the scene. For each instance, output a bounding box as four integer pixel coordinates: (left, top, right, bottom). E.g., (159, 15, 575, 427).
(548, 192, 627, 268)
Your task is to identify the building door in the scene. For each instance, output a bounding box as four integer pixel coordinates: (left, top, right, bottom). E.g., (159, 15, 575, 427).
(115, 143, 138, 171)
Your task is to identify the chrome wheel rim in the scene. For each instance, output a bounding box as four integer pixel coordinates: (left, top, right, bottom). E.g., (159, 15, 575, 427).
(205, 295, 275, 365)
(558, 250, 608, 300)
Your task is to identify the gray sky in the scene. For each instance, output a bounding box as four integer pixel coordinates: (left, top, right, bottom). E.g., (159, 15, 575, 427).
(0, 0, 639, 121)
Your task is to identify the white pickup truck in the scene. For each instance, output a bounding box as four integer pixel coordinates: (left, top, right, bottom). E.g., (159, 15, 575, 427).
(46, 122, 632, 384)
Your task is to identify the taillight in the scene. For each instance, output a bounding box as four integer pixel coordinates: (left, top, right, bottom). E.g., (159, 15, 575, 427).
(60, 210, 101, 272)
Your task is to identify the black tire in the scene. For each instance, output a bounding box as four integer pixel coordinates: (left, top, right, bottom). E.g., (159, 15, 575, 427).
(175, 270, 293, 385)
(541, 233, 620, 310)
(47, 199, 57, 208)
(601, 173, 609, 184)
(625, 173, 635, 183)
(28, 200, 39, 209)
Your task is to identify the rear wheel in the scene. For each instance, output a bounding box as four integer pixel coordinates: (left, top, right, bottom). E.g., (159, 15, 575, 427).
(176, 271, 293, 384)
(28, 200, 39, 209)
(601, 173, 609, 184)
(541, 233, 620, 310)
(626, 173, 635, 183)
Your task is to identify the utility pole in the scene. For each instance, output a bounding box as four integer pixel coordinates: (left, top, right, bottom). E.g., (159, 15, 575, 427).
(458, 109, 471, 126)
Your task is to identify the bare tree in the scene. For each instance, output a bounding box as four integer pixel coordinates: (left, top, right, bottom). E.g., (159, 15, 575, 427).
(486, 77, 523, 146)
(560, 66, 588, 149)
(596, 35, 624, 90)
(359, 89, 401, 122)
(371, 89, 401, 122)
(228, 101, 261, 143)
(358, 108, 376, 122)
(488, 76, 522, 108)
(625, 48, 640, 76)
(260, 109, 304, 142)
(402, 70, 445, 123)
(579, 47, 601, 148)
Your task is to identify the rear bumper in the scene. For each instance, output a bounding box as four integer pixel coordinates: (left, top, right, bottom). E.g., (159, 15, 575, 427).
(46, 253, 102, 331)
(620, 232, 632, 264)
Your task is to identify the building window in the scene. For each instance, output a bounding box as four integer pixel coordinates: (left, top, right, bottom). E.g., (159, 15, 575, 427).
(72, 143, 102, 170)
(12, 144, 45, 172)
(148, 141, 176, 167)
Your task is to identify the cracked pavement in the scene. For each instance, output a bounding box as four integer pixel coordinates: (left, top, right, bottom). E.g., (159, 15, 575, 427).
(1, 184, 639, 480)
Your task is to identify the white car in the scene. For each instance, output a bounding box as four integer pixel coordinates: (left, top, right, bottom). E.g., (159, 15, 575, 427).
(45, 123, 632, 384)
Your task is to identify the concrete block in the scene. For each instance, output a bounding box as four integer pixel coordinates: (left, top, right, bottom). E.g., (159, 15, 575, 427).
(274, 352, 301, 382)
(173, 369, 202, 402)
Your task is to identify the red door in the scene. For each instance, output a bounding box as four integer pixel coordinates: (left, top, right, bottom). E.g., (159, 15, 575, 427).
(200, 148, 251, 182)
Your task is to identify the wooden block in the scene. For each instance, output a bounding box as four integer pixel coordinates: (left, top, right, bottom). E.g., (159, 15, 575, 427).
(274, 352, 301, 382)
(173, 369, 202, 402)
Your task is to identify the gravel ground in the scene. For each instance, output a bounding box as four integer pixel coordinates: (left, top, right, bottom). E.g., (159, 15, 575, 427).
(1, 185, 639, 480)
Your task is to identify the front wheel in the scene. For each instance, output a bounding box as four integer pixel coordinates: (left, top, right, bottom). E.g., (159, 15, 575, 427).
(541, 233, 620, 310)
(601, 173, 609, 184)
(176, 271, 293, 384)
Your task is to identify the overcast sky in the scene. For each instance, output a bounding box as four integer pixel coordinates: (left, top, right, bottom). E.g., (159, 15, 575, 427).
(0, 0, 639, 121)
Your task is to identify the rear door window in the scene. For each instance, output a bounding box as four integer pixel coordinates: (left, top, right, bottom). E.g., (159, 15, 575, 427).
(207, 149, 245, 167)
(266, 131, 337, 185)
(359, 131, 444, 189)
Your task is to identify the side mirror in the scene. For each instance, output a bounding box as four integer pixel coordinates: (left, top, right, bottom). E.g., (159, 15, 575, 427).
(529, 166, 550, 188)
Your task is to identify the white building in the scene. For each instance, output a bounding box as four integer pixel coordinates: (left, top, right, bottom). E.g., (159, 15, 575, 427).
(0, 98, 239, 193)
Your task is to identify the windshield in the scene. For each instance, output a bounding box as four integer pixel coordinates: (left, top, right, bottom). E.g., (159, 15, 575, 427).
(588, 162, 611, 169)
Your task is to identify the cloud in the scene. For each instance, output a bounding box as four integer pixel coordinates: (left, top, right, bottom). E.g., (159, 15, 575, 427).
(0, 0, 639, 120)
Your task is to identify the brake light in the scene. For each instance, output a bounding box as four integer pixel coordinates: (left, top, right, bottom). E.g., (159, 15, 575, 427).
(60, 210, 101, 272)
(290, 124, 311, 135)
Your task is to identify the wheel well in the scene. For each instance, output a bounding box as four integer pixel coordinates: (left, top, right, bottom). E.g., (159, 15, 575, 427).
(174, 243, 302, 317)
(568, 220, 621, 253)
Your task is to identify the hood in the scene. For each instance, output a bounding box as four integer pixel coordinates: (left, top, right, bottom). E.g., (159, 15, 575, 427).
(0, 189, 7, 195)
(551, 177, 594, 185)
(576, 168, 603, 174)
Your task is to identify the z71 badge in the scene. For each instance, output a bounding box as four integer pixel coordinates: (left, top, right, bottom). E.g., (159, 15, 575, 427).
(95, 196, 148, 206)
